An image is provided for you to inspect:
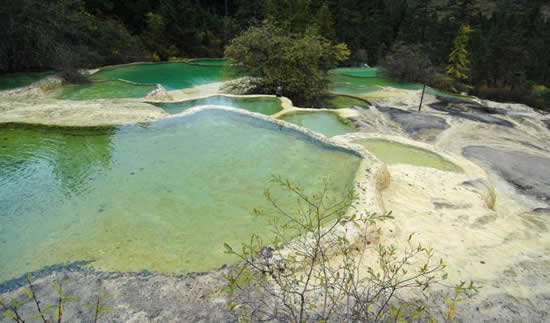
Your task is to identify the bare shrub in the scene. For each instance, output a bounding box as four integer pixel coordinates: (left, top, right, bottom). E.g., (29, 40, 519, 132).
(224, 177, 478, 322)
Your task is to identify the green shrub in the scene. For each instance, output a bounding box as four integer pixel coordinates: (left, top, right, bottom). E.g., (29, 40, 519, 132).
(224, 21, 350, 107)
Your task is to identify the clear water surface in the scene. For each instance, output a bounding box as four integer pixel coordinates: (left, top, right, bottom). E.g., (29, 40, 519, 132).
(92, 62, 233, 90)
(156, 96, 282, 116)
(0, 109, 361, 281)
(356, 138, 462, 172)
(279, 111, 356, 137)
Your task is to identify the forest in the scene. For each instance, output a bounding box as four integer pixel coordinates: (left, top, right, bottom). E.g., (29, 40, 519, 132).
(1, 0, 549, 108)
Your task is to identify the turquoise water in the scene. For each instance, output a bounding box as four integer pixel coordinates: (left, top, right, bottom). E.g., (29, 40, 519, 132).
(279, 111, 356, 137)
(329, 67, 379, 78)
(92, 62, 232, 90)
(0, 71, 54, 90)
(329, 73, 423, 96)
(186, 59, 228, 66)
(0, 109, 361, 281)
(329, 67, 468, 98)
(156, 96, 282, 115)
(54, 61, 233, 100)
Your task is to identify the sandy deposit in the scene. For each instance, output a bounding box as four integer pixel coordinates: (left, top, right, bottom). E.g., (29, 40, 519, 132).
(334, 91, 550, 321)
(0, 97, 168, 127)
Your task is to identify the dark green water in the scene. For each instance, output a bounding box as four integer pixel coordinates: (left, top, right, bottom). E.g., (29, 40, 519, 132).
(279, 111, 356, 137)
(0, 71, 54, 90)
(155, 96, 282, 115)
(0, 109, 361, 281)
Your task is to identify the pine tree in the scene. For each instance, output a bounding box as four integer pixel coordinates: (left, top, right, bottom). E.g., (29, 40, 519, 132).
(446, 24, 473, 91)
(313, 2, 336, 40)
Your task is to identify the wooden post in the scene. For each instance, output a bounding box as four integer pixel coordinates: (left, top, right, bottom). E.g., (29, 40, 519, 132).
(418, 84, 426, 112)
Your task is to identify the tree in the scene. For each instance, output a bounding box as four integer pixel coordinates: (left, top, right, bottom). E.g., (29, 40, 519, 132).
(313, 3, 336, 41)
(224, 21, 350, 106)
(380, 43, 436, 84)
(265, 0, 312, 33)
(446, 24, 473, 92)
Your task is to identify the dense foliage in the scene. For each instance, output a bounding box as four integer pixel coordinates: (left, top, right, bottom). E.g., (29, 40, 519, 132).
(1, 0, 549, 107)
(224, 22, 349, 106)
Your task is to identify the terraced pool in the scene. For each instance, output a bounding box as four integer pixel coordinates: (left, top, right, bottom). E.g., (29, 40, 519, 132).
(279, 111, 356, 137)
(0, 109, 361, 281)
(92, 62, 232, 90)
(52, 61, 234, 100)
(55, 80, 156, 100)
(329, 73, 423, 96)
(0, 71, 54, 90)
(356, 138, 462, 172)
(155, 96, 282, 116)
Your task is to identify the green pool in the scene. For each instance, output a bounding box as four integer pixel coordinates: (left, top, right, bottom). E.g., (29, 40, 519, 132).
(329, 67, 379, 78)
(92, 62, 232, 90)
(55, 80, 156, 100)
(356, 138, 462, 172)
(155, 96, 282, 116)
(329, 67, 469, 99)
(186, 59, 229, 66)
(279, 111, 356, 137)
(323, 95, 369, 109)
(329, 74, 423, 96)
(0, 109, 361, 281)
(0, 71, 54, 91)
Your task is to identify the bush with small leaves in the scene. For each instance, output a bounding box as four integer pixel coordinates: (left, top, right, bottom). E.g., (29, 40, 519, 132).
(224, 177, 479, 322)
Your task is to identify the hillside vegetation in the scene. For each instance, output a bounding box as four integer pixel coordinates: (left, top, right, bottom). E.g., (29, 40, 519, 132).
(1, 0, 549, 108)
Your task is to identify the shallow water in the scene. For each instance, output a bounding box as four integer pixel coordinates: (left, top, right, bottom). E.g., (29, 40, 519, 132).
(324, 95, 369, 109)
(55, 80, 156, 100)
(356, 138, 462, 172)
(329, 67, 379, 78)
(329, 74, 423, 96)
(329, 68, 469, 99)
(92, 62, 232, 90)
(186, 59, 228, 66)
(0, 110, 361, 281)
(0, 71, 54, 90)
(279, 111, 356, 137)
(156, 96, 282, 115)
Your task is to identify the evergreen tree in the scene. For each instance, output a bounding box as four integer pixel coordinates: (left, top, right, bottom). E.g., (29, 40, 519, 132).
(313, 3, 336, 40)
(446, 24, 473, 91)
